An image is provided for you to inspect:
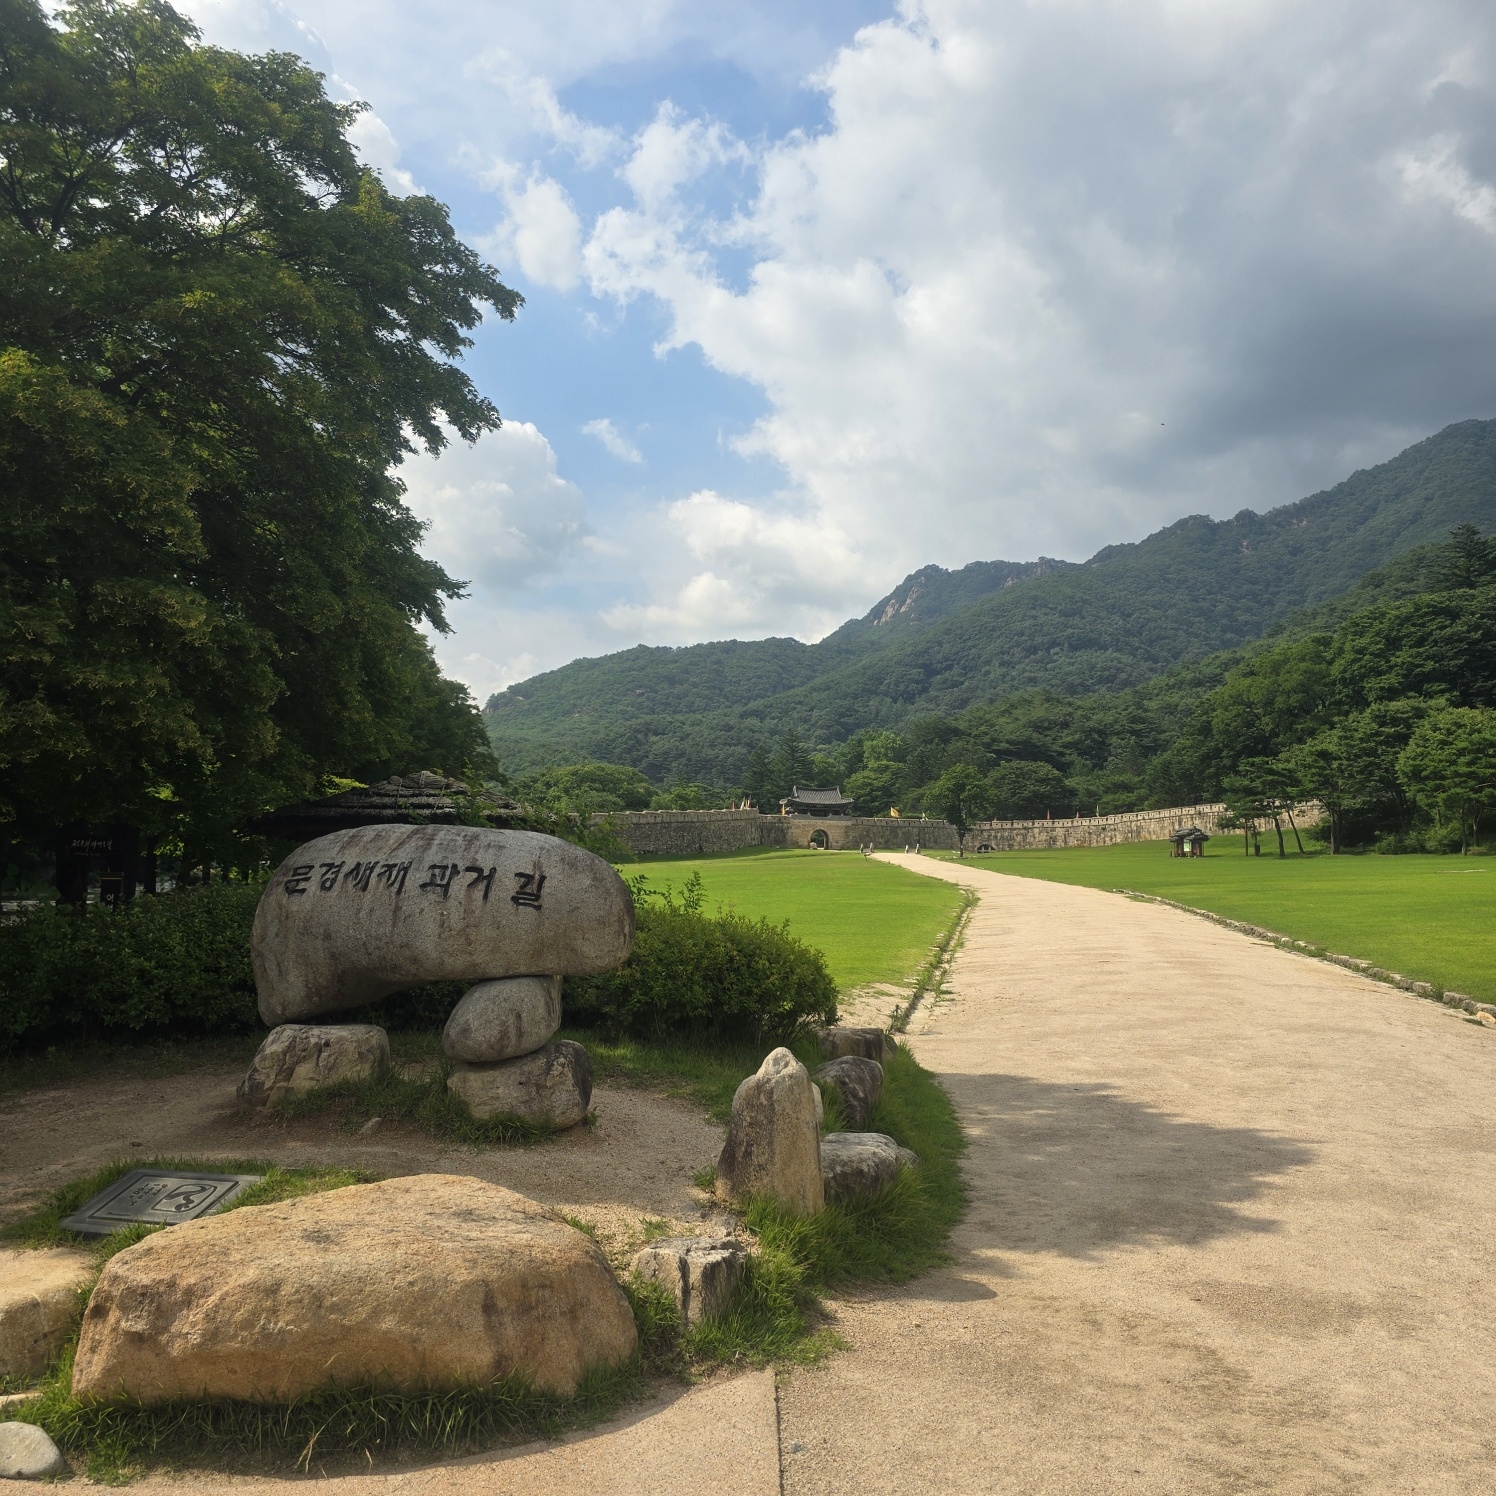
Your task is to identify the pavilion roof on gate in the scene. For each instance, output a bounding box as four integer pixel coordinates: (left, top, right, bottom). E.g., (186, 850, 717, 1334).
(781, 785, 855, 811)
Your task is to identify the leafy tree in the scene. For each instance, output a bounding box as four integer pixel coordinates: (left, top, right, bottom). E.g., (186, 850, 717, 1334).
(514, 762, 655, 815)
(766, 728, 810, 804)
(0, 0, 515, 854)
(928, 765, 992, 851)
(651, 775, 727, 810)
(987, 760, 1069, 820)
(1397, 707, 1496, 853)
(1330, 586, 1496, 711)
(739, 743, 772, 808)
(846, 759, 906, 816)
(1441, 524, 1496, 590)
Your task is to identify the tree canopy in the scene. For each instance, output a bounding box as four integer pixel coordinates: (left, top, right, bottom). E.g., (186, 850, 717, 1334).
(0, 0, 517, 856)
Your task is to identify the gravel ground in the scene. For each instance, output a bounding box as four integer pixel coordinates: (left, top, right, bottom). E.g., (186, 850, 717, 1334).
(779, 854, 1496, 1495)
(0, 1067, 724, 1257)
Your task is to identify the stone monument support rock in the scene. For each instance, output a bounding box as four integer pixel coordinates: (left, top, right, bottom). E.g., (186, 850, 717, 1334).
(447, 1040, 593, 1129)
(237, 1024, 389, 1109)
(250, 826, 634, 1025)
(716, 1048, 824, 1216)
(442, 975, 562, 1063)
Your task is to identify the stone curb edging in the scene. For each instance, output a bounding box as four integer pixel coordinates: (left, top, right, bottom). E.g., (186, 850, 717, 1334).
(890, 891, 976, 1034)
(1115, 889, 1496, 1023)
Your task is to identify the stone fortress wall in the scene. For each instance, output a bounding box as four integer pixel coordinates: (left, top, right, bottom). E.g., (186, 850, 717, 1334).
(592, 801, 1321, 857)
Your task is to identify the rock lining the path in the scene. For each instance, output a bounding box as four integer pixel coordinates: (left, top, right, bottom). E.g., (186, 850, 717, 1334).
(819, 1132, 918, 1203)
(632, 1236, 746, 1327)
(0, 1248, 91, 1381)
(717, 1048, 824, 1216)
(814, 1056, 884, 1129)
(237, 1024, 389, 1109)
(0, 1421, 64, 1479)
(819, 1026, 896, 1063)
(72, 1175, 636, 1405)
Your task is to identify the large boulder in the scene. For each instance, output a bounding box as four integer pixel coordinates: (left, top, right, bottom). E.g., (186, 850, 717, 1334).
(0, 1422, 64, 1479)
(447, 1041, 593, 1129)
(442, 975, 562, 1063)
(631, 1236, 746, 1328)
(251, 826, 634, 1024)
(818, 1026, 897, 1063)
(716, 1048, 824, 1216)
(0, 1248, 91, 1379)
(814, 1055, 884, 1129)
(820, 1132, 919, 1203)
(71, 1175, 636, 1406)
(236, 1024, 389, 1109)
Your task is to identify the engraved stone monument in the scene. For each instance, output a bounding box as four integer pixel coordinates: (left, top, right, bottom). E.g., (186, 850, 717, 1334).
(247, 825, 635, 1128)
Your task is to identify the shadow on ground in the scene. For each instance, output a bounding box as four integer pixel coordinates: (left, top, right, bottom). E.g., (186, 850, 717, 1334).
(942, 1072, 1315, 1263)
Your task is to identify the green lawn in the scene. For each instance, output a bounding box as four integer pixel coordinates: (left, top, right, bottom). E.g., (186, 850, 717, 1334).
(948, 843, 1496, 1002)
(614, 848, 966, 992)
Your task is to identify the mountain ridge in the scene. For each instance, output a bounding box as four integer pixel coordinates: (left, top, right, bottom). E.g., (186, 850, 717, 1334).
(485, 419, 1496, 782)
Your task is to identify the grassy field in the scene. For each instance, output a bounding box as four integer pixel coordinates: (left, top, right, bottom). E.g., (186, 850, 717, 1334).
(948, 842, 1496, 1002)
(614, 848, 967, 992)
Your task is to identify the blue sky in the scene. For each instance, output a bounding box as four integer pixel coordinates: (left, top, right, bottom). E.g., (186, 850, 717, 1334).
(178, 0, 1496, 704)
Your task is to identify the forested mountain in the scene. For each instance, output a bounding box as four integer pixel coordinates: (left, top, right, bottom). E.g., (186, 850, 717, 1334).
(486, 420, 1496, 784)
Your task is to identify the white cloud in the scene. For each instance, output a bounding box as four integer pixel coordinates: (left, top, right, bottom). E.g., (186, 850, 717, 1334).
(345, 107, 419, 195)
(483, 170, 584, 290)
(400, 421, 590, 591)
(584, 0, 1496, 597)
(601, 489, 862, 641)
(466, 49, 621, 168)
(622, 103, 751, 215)
(582, 417, 644, 463)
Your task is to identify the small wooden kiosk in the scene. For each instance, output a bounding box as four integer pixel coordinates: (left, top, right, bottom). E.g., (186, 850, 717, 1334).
(1169, 826, 1209, 858)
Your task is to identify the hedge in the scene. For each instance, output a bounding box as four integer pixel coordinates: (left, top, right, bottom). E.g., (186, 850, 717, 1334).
(563, 904, 839, 1043)
(0, 885, 263, 1047)
(1, 885, 838, 1052)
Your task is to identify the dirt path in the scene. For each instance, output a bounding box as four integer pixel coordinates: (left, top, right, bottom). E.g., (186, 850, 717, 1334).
(0, 1074, 722, 1250)
(780, 855, 1496, 1494)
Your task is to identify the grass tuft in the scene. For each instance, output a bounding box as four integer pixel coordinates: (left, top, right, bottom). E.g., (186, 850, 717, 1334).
(20, 1341, 648, 1483)
(266, 1051, 555, 1147)
(1, 1157, 370, 1251)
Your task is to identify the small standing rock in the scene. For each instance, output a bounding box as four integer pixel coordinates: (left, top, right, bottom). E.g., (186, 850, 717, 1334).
(448, 1040, 593, 1129)
(819, 1132, 919, 1203)
(814, 1056, 884, 1129)
(717, 1048, 823, 1216)
(442, 975, 563, 1062)
(819, 1026, 896, 1064)
(0, 1422, 64, 1480)
(237, 1024, 389, 1110)
(632, 1237, 746, 1327)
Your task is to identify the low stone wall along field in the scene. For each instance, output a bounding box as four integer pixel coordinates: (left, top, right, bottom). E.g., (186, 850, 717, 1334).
(595, 803, 1264, 858)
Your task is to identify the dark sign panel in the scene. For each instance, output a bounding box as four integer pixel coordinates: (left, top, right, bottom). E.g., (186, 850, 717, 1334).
(59, 1169, 262, 1235)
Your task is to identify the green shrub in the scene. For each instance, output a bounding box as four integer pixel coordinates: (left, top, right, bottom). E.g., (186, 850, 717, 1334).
(0, 885, 263, 1047)
(0, 887, 467, 1052)
(563, 903, 838, 1044)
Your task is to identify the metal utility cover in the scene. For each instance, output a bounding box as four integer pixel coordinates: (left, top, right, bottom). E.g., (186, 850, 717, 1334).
(60, 1169, 261, 1235)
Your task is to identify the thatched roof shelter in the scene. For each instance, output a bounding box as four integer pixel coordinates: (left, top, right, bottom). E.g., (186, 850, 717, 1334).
(249, 772, 525, 843)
